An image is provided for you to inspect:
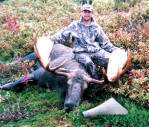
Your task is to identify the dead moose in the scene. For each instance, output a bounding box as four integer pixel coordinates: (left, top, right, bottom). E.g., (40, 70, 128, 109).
(0, 34, 132, 111)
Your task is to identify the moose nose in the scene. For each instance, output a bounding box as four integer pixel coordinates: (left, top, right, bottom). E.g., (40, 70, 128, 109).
(64, 100, 77, 111)
(64, 89, 81, 111)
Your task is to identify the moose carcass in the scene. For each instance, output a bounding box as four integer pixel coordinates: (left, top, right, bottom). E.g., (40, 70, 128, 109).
(33, 35, 132, 109)
(0, 36, 105, 111)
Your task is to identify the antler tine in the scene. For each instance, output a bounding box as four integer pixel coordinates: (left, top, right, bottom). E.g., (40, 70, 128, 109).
(83, 76, 105, 85)
(54, 70, 72, 78)
(47, 60, 66, 72)
(89, 78, 105, 84)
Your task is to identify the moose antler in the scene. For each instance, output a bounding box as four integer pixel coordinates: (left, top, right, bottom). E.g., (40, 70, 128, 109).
(34, 32, 65, 71)
(52, 69, 105, 85)
(103, 48, 132, 82)
(34, 32, 105, 85)
(84, 76, 105, 84)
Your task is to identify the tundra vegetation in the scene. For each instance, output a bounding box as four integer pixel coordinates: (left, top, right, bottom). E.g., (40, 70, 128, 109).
(0, 0, 149, 126)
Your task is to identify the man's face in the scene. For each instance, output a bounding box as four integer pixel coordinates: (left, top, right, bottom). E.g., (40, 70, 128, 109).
(81, 10, 93, 21)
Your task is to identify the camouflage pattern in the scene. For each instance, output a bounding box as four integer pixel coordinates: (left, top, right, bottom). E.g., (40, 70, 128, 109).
(82, 4, 93, 12)
(74, 50, 111, 79)
(51, 17, 118, 54)
(51, 17, 119, 78)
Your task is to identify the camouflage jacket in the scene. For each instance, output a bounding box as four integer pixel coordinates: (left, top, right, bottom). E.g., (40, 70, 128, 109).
(51, 17, 118, 53)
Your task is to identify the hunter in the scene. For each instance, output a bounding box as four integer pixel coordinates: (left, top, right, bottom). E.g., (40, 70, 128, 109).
(50, 4, 119, 79)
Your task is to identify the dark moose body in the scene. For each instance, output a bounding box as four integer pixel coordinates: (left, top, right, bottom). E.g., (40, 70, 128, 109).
(0, 43, 104, 111)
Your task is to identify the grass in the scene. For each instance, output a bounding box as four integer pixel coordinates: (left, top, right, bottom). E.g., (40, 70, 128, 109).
(0, 0, 149, 126)
(0, 85, 149, 127)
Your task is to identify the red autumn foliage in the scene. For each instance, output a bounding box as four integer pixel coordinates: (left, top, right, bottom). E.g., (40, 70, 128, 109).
(74, 109, 79, 115)
(5, 15, 20, 31)
(106, 124, 111, 127)
(91, 114, 95, 118)
(23, 73, 29, 84)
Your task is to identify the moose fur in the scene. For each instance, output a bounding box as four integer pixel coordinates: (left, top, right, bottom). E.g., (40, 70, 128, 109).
(0, 43, 104, 111)
(0, 35, 132, 111)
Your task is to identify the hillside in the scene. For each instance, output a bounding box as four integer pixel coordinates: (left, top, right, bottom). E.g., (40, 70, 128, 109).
(0, 0, 149, 126)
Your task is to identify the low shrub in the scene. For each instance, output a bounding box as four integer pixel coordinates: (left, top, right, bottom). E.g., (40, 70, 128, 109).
(0, 0, 148, 126)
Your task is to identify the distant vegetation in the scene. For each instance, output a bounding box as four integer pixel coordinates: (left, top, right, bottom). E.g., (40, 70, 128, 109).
(0, 0, 148, 126)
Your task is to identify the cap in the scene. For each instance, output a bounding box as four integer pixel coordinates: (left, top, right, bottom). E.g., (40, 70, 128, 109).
(82, 4, 93, 12)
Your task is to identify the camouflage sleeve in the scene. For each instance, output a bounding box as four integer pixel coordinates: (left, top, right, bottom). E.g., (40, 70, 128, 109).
(50, 23, 74, 44)
(96, 25, 119, 53)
